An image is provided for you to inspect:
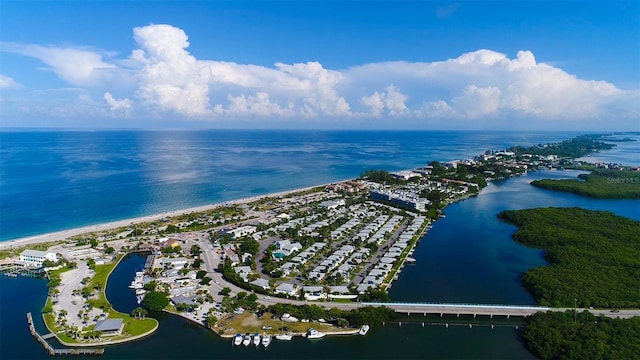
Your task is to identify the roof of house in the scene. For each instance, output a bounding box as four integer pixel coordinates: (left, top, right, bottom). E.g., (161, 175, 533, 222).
(276, 283, 296, 292)
(171, 295, 200, 305)
(20, 249, 48, 257)
(94, 318, 123, 332)
(329, 285, 350, 294)
(250, 278, 270, 288)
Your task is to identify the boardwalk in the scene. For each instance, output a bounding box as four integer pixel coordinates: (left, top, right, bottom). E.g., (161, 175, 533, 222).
(26, 313, 105, 356)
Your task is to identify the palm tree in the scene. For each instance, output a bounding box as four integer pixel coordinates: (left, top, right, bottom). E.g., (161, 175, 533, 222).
(131, 307, 147, 319)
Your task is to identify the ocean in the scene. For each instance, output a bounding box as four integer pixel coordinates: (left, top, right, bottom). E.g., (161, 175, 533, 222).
(1, 130, 638, 359)
(0, 130, 596, 241)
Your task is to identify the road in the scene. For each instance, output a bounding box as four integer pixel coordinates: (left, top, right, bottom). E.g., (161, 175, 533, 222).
(196, 235, 640, 320)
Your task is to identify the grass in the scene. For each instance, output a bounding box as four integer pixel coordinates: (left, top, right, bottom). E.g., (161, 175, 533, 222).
(0, 240, 64, 260)
(217, 312, 341, 337)
(43, 253, 158, 344)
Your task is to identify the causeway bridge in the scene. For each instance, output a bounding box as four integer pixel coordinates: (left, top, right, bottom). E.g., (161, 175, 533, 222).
(357, 302, 640, 319)
(361, 302, 548, 318)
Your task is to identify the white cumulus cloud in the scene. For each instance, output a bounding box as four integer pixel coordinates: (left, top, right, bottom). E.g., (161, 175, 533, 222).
(1, 24, 638, 129)
(103, 92, 133, 111)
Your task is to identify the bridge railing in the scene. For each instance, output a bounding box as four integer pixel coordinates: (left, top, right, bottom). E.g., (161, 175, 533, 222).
(361, 302, 550, 311)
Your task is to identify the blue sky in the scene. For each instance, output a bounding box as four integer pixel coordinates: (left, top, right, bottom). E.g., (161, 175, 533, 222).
(1, 1, 638, 130)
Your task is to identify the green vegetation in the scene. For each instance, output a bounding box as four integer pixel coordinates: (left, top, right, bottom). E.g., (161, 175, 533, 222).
(508, 135, 615, 158)
(359, 169, 404, 184)
(531, 169, 640, 199)
(141, 291, 170, 311)
(523, 310, 640, 360)
(42, 254, 157, 344)
(0, 240, 63, 260)
(266, 304, 396, 327)
(498, 207, 640, 308)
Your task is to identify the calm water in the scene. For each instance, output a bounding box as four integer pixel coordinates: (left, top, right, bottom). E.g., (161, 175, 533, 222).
(1, 130, 588, 241)
(1, 131, 638, 359)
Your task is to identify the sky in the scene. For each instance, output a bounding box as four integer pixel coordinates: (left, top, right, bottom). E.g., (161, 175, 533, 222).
(0, 1, 639, 130)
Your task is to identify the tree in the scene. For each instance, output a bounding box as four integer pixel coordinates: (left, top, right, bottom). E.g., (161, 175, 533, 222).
(205, 314, 218, 328)
(220, 287, 231, 296)
(240, 237, 260, 256)
(246, 293, 258, 303)
(131, 307, 148, 319)
(142, 291, 169, 311)
(143, 281, 157, 292)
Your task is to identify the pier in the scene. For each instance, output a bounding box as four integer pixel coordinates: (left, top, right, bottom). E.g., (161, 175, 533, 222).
(1, 263, 46, 278)
(26, 313, 105, 356)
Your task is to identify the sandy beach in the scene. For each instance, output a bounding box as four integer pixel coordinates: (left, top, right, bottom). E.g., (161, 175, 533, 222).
(0, 183, 335, 252)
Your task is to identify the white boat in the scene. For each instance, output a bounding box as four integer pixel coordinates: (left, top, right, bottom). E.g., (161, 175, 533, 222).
(358, 325, 370, 335)
(275, 317, 293, 341)
(261, 334, 272, 347)
(252, 332, 261, 346)
(136, 295, 144, 304)
(406, 257, 416, 263)
(233, 333, 243, 346)
(275, 333, 293, 341)
(242, 333, 251, 346)
(306, 328, 326, 339)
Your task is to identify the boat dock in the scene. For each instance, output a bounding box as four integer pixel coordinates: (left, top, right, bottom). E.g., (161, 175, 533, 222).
(1, 263, 46, 278)
(144, 252, 155, 270)
(26, 313, 105, 356)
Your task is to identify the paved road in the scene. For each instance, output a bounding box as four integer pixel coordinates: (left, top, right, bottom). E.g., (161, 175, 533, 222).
(196, 233, 640, 320)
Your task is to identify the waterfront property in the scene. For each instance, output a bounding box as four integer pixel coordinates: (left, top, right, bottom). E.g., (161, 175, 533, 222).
(93, 319, 124, 336)
(19, 250, 57, 267)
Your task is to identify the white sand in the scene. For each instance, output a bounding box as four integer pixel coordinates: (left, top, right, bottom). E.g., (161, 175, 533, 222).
(0, 183, 334, 251)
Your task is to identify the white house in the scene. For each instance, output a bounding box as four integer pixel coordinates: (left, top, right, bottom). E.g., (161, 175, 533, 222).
(250, 278, 270, 290)
(227, 226, 257, 238)
(159, 257, 189, 270)
(275, 283, 299, 296)
(19, 250, 57, 267)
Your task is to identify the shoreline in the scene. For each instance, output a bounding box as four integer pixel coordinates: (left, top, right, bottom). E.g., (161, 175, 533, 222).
(0, 182, 341, 251)
(42, 252, 159, 347)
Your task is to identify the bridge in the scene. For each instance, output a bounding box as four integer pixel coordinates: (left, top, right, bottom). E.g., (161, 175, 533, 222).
(355, 302, 640, 319)
(361, 302, 548, 318)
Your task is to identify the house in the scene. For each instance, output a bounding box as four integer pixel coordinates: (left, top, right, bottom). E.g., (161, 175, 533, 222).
(275, 240, 302, 256)
(281, 242, 302, 256)
(303, 286, 326, 300)
(275, 283, 298, 296)
(319, 199, 345, 210)
(159, 257, 188, 270)
(19, 250, 57, 267)
(276, 213, 291, 220)
(329, 286, 350, 294)
(222, 226, 257, 239)
(93, 318, 124, 336)
(222, 245, 240, 266)
(233, 266, 253, 281)
(250, 278, 270, 290)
